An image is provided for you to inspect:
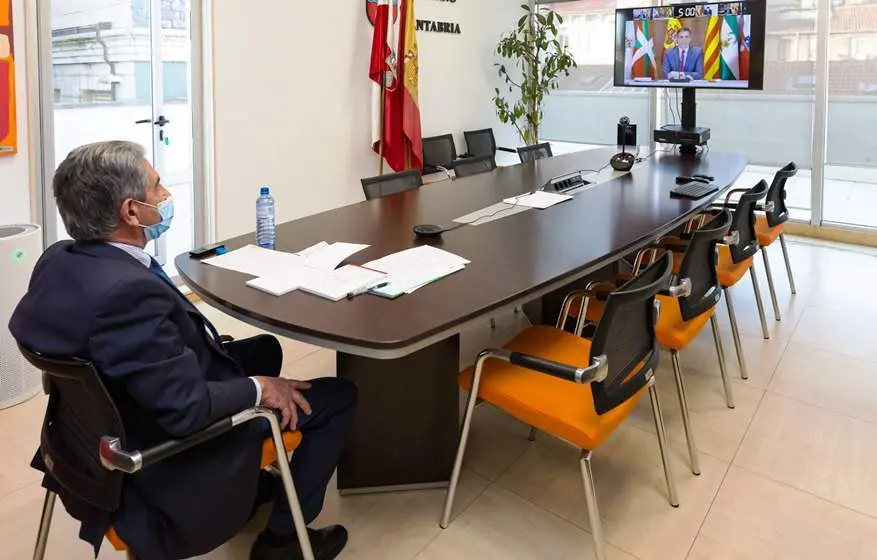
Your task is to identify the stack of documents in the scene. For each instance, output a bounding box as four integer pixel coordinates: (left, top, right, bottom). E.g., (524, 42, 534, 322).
(204, 242, 378, 300)
(363, 245, 470, 298)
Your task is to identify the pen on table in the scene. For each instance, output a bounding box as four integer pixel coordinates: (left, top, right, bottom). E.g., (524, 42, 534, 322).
(347, 282, 389, 300)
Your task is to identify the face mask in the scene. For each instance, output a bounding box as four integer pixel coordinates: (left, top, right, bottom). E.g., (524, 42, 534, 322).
(135, 197, 174, 242)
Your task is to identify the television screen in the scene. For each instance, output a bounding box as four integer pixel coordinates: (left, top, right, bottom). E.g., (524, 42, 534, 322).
(614, 1, 765, 90)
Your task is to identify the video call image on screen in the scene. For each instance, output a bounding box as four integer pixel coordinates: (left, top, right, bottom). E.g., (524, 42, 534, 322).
(618, 2, 754, 88)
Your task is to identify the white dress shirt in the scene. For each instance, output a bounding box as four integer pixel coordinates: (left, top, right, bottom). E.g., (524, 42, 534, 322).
(106, 242, 262, 405)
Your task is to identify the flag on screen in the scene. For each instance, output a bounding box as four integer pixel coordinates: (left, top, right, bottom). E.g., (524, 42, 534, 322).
(399, 0, 423, 171)
(739, 15, 751, 81)
(632, 20, 656, 79)
(703, 16, 721, 80)
(663, 17, 683, 50)
(720, 15, 740, 80)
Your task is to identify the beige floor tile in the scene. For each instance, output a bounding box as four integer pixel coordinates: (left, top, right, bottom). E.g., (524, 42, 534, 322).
(811, 249, 877, 312)
(710, 279, 808, 343)
(281, 349, 337, 382)
(416, 485, 636, 560)
(497, 424, 729, 560)
(0, 396, 45, 497)
(461, 404, 535, 481)
(0, 483, 127, 560)
(791, 303, 877, 363)
(688, 466, 877, 560)
(313, 469, 489, 560)
(626, 362, 765, 462)
(675, 324, 789, 390)
(769, 342, 877, 425)
(735, 393, 877, 518)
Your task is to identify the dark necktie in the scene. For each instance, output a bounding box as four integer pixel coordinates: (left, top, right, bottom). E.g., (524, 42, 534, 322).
(680, 50, 686, 71)
(149, 258, 221, 342)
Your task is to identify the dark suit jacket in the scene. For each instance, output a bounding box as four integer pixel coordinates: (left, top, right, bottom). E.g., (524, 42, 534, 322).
(662, 46, 704, 80)
(9, 241, 263, 559)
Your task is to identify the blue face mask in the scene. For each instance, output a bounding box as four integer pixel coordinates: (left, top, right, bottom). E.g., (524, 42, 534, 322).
(136, 197, 174, 242)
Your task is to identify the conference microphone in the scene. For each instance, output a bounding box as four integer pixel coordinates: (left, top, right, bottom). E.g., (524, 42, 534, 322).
(611, 116, 636, 172)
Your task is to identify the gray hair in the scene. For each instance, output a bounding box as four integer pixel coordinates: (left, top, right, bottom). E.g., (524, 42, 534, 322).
(53, 141, 149, 241)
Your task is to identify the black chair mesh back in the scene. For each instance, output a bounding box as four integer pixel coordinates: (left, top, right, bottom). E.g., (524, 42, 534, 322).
(19, 345, 125, 512)
(766, 162, 797, 228)
(588, 253, 672, 415)
(360, 169, 423, 200)
(517, 142, 553, 164)
(727, 180, 768, 263)
(453, 154, 497, 178)
(677, 210, 731, 322)
(463, 129, 497, 158)
(422, 134, 457, 171)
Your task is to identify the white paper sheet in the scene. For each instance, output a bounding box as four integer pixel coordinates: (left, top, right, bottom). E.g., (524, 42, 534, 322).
(503, 191, 573, 209)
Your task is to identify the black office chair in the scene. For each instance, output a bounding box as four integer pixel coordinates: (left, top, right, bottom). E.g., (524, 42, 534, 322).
(360, 169, 423, 200)
(756, 162, 798, 322)
(21, 345, 315, 560)
(452, 154, 497, 179)
(422, 134, 457, 175)
(517, 142, 553, 164)
(461, 128, 516, 158)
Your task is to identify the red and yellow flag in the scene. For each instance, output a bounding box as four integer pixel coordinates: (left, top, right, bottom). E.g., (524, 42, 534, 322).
(0, 0, 18, 156)
(703, 16, 722, 80)
(399, 0, 422, 171)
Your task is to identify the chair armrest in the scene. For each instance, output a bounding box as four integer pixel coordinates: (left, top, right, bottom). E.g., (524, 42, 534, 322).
(497, 146, 517, 153)
(100, 406, 278, 474)
(219, 335, 235, 344)
(722, 188, 750, 206)
(659, 277, 692, 298)
(556, 282, 617, 330)
(475, 348, 609, 385)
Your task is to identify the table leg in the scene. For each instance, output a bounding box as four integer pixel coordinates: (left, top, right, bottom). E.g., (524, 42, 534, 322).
(336, 334, 460, 494)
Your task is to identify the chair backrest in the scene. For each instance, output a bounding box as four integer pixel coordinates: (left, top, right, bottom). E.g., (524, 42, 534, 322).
(765, 161, 797, 228)
(453, 154, 497, 179)
(728, 180, 769, 263)
(517, 142, 553, 164)
(422, 134, 458, 170)
(463, 128, 497, 158)
(677, 210, 731, 322)
(360, 169, 423, 200)
(589, 253, 672, 415)
(18, 345, 125, 512)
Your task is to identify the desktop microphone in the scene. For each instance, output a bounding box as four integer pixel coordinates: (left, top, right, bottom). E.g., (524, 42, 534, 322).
(611, 116, 636, 172)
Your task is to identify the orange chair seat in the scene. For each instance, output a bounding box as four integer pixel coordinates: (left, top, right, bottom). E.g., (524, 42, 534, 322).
(106, 431, 302, 552)
(459, 326, 644, 450)
(655, 295, 714, 351)
(755, 216, 782, 247)
(716, 244, 752, 288)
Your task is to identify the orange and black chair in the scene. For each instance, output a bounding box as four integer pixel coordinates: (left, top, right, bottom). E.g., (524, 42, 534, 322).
(756, 162, 798, 321)
(22, 346, 316, 560)
(440, 255, 680, 560)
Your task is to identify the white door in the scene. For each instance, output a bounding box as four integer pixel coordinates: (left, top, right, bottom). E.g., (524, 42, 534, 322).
(39, 0, 198, 273)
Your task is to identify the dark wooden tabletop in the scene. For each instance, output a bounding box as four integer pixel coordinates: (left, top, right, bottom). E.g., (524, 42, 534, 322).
(177, 147, 748, 355)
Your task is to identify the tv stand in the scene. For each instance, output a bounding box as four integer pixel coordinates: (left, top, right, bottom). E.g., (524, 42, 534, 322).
(654, 88, 711, 155)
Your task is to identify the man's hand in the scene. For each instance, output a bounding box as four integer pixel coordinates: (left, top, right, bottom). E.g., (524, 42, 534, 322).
(253, 377, 313, 430)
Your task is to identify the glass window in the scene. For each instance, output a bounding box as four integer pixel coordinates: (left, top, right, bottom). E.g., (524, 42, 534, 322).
(538, 0, 652, 148)
(824, 0, 877, 227)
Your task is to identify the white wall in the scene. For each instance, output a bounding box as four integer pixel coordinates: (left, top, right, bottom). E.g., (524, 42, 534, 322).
(212, 0, 521, 239)
(0, 0, 31, 226)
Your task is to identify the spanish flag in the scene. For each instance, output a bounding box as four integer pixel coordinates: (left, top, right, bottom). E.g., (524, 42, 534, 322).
(399, 0, 422, 171)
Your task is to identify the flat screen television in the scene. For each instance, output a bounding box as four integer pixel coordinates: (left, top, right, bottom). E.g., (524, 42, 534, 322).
(614, 0, 766, 90)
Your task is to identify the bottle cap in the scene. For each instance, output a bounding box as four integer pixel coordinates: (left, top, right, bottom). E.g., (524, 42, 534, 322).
(260, 186, 270, 195)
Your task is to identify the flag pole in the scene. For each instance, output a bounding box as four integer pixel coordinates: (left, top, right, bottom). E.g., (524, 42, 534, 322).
(379, 76, 386, 176)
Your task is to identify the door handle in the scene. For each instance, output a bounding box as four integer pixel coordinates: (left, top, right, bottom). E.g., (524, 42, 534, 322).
(134, 116, 171, 126)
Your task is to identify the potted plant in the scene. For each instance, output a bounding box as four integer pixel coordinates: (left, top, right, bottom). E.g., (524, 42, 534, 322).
(494, 4, 577, 146)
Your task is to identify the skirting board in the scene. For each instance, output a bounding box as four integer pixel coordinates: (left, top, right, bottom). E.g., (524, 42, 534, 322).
(785, 222, 877, 249)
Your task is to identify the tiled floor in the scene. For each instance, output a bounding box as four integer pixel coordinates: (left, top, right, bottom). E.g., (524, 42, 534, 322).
(4, 236, 877, 559)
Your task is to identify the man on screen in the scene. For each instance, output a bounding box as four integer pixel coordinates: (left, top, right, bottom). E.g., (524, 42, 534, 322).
(662, 28, 704, 80)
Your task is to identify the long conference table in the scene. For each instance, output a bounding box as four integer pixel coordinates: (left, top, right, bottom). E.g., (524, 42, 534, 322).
(177, 147, 748, 494)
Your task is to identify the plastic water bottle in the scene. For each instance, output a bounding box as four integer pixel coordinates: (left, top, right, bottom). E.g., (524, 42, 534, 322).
(256, 186, 276, 249)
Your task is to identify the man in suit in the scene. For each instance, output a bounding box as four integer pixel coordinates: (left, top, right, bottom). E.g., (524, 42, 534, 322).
(10, 141, 356, 560)
(662, 28, 704, 80)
